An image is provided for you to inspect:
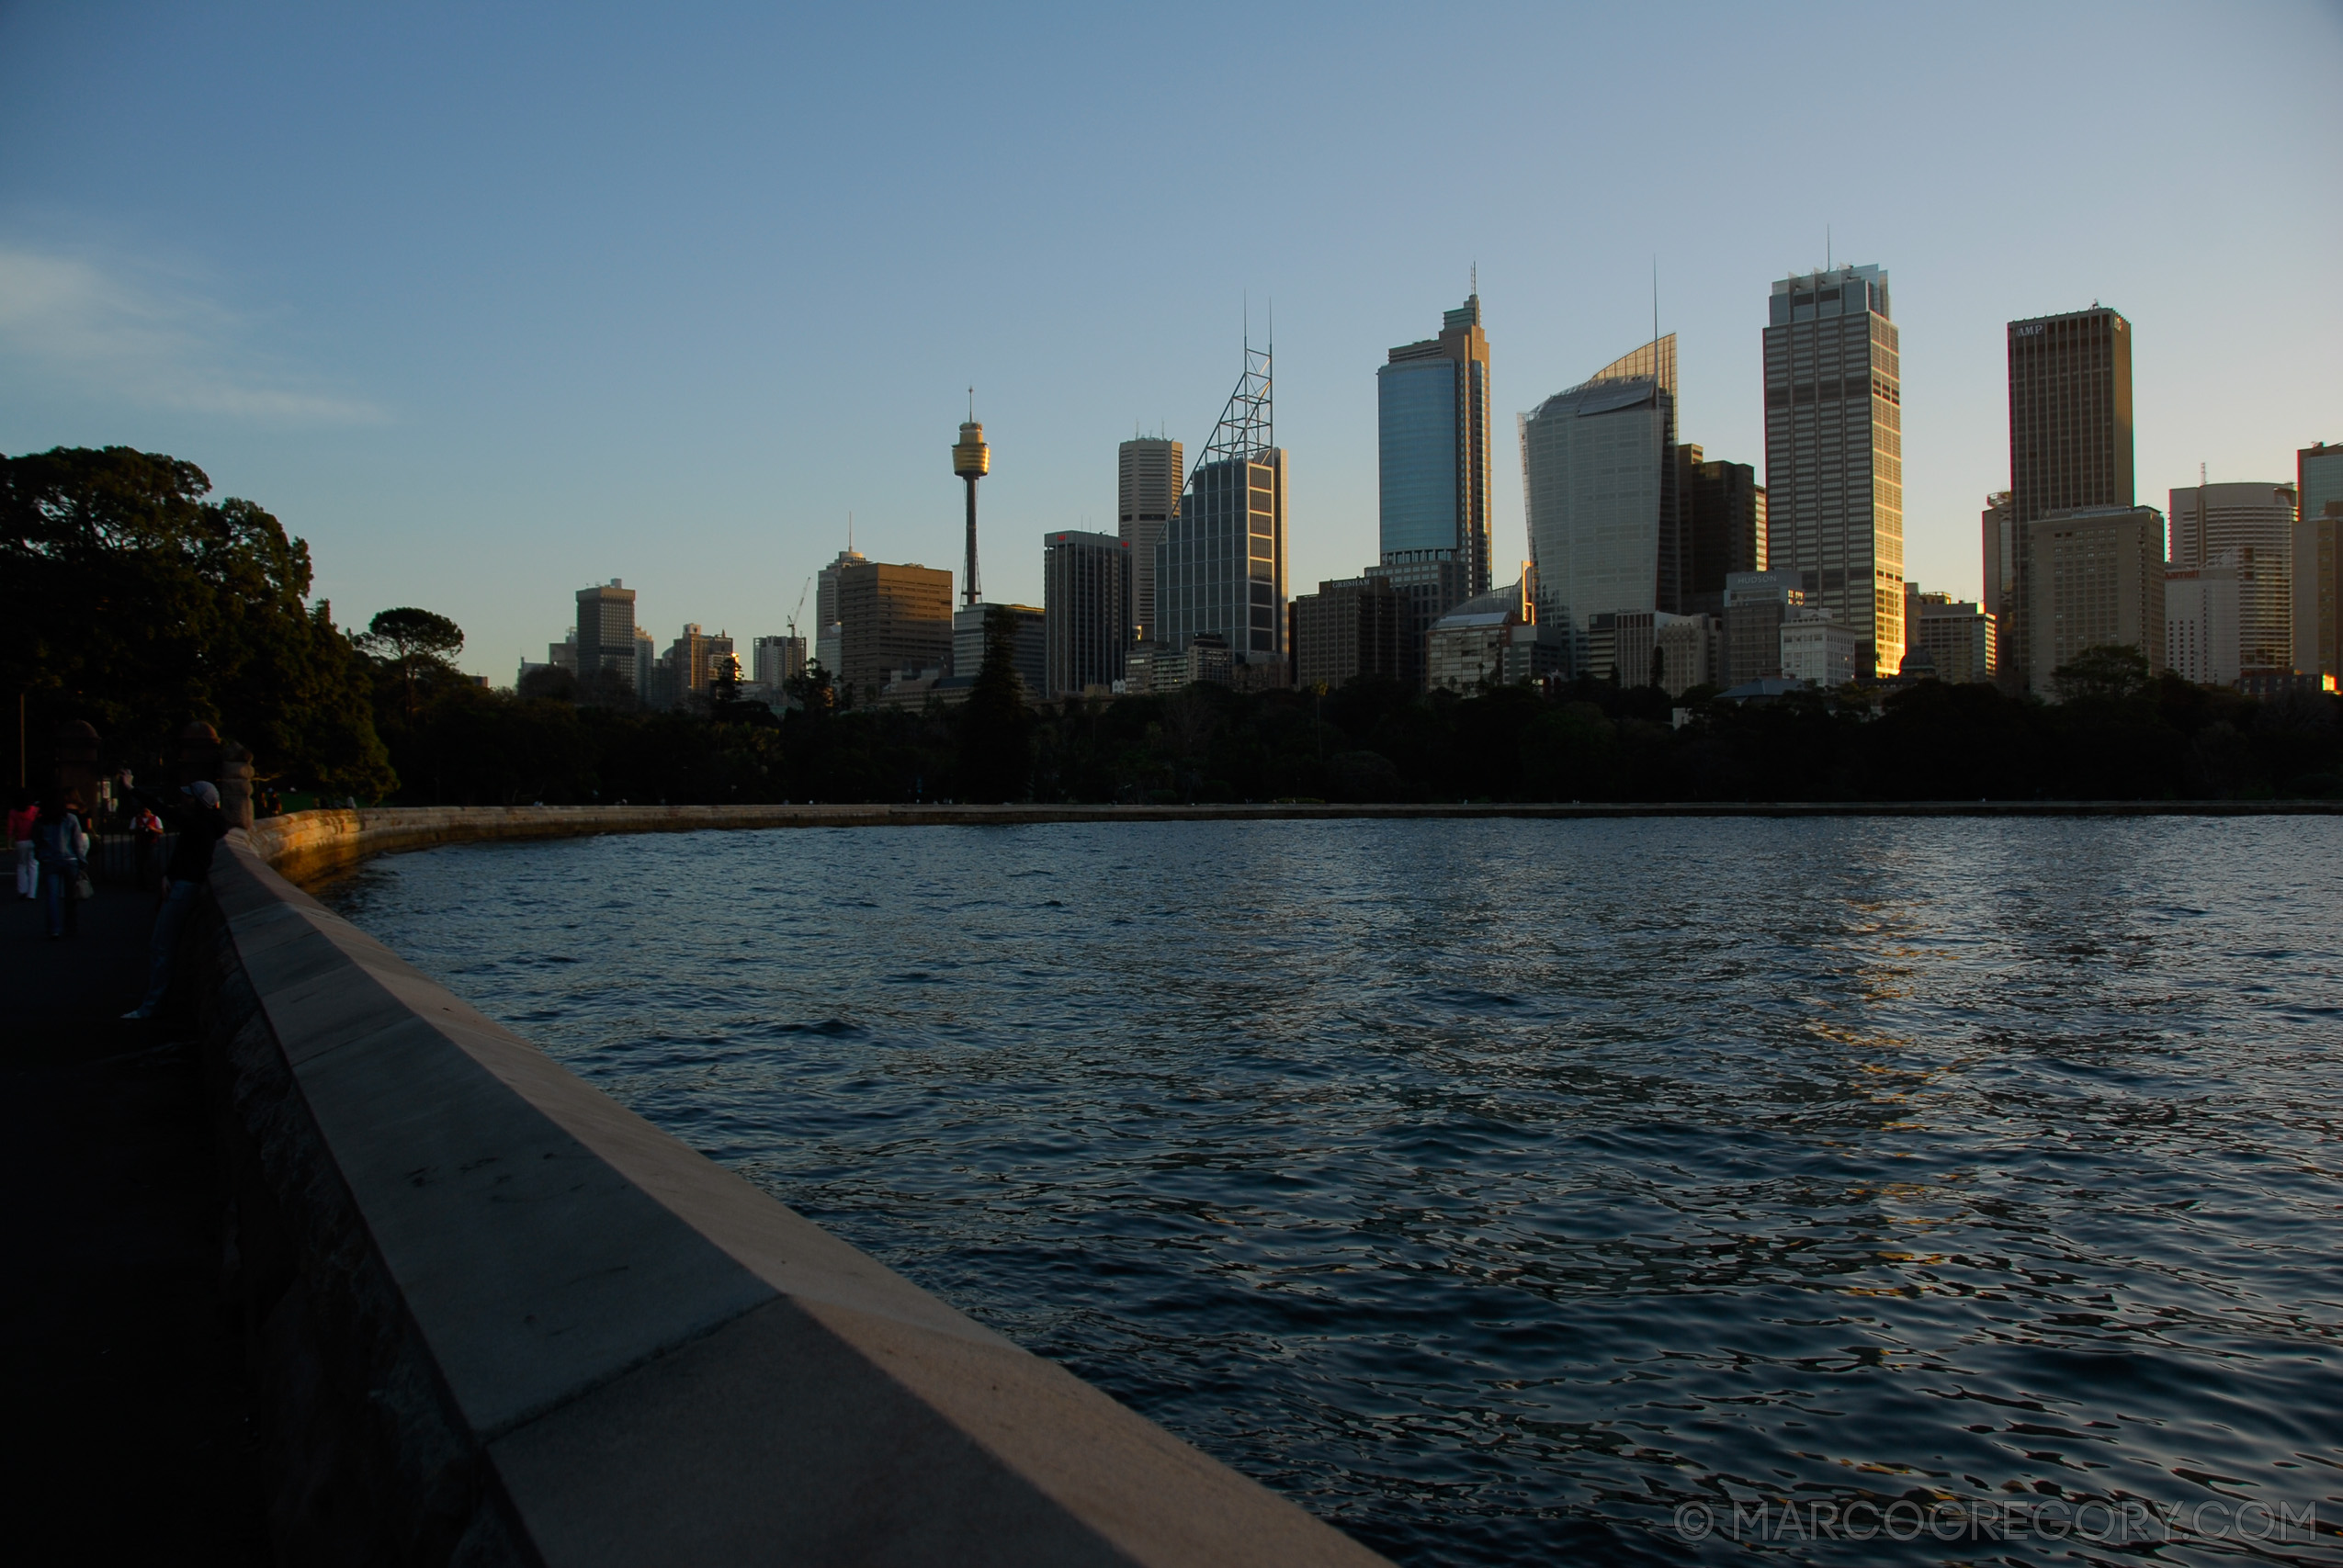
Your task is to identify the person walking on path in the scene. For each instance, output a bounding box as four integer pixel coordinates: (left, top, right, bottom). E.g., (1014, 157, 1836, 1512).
(30, 794, 89, 940)
(8, 790, 36, 900)
(120, 777, 228, 1021)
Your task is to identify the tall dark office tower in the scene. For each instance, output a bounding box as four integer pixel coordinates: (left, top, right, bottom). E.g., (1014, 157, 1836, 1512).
(574, 579, 639, 697)
(1293, 576, 1405, 689)
(834, 560, 953, 705)
(2006, 306, 2133, 689)
(1378, 292, 1494, 597)
(1118, 436, 1182, 644)
(1677, 445, 1767, 615)
(1157, 339, 1286, 671)
(2299, 442, 2343, 681)
(1042, 529, 1130, 698)
(1762, 264, 1904, 675)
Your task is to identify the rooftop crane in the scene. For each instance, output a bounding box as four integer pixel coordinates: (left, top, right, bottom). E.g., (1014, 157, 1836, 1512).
(787, 575, 810, 640)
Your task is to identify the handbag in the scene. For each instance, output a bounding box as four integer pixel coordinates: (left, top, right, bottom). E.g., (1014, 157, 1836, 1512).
(74, 871, 96, 900)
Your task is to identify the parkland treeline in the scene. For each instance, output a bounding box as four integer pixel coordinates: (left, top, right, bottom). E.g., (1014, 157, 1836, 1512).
(8, 446, 2340, 807)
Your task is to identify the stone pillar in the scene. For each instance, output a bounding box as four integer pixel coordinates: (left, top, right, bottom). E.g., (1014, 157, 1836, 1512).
(218, 742, 255, 829)
(173, 722, 221, 789)
(53, 720, 100, 812)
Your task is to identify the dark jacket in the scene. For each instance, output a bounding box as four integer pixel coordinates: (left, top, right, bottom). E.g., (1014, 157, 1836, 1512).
(131, 786, 230, 883)
(31, 811, 85, 870)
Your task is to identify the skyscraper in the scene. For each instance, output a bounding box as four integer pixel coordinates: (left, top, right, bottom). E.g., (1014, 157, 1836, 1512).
(813, 545, 866, 676)
(948, 603, 1045, 694)
(751, 635, 805, 691)
(835, 560, 953, 704)
(2006, 306, 2134, 689)
(574, 580, 639, 697)
(1678, 446, 1766, 615)
(1042, 530, 1130, 697)
(2298, 442, 2343, 681)
(660, 624, 734, 706)
(2166, 563, 2242, 687)
(1980, 491, 2016, 649)
(1763, 264, 1904, 675)
(2029, 504, 2166, 692)
(1721, 570, 1805, 685)
(1156, 340, 1286, 672)
(1293, 577, 1404, 690)
(1379, 292, 1494, 597)
(2169, 480, 2297, 671)
(1903, 587, 1997, 683)
(1521, 334, 1679, 670)
(1118, 436, 1182, 645)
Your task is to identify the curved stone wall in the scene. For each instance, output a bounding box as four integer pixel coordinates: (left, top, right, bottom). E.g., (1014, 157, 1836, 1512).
(196, 832, 1388, 1565)
(246, 797, 2340, 886)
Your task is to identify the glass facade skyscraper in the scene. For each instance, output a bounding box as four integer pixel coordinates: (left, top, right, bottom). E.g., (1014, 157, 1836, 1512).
(1156, 341, 1286, 670)
(1042, 528, 1130, 697)
(1159, 451, 1286, 661)
(1520, 335, 1679, 670)
(1764, 264, 1904, 676)
(1377, 294, 1493, 597)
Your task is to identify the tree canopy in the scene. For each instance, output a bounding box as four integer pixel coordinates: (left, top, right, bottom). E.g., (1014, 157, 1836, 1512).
(1, 445, 393, 793)
(360, 605, 466, 719)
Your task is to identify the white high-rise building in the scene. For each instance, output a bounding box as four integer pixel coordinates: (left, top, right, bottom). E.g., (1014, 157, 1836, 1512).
(2168, 481, 2298, 672)
(1780, 607, 1857, 688)
(1118, 436, 1182, 645)
(2165, 562, 2242, 687)
(1763, 265, 1904, 675)
(1521, 335, 1679, 671)
(752, 635, 805, 690)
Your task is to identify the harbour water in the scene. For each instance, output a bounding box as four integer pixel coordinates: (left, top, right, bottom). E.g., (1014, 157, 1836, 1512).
(323, 818, 2343, 1565)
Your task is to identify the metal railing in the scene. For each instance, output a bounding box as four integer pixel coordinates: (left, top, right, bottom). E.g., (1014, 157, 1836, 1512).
(84, 830, 178, 887)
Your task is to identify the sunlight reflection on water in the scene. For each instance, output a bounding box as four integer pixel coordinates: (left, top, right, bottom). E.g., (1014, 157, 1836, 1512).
(324, 818, 2343, 1566)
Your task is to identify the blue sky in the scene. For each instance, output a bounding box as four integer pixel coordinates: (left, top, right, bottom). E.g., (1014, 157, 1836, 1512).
(5, 2, 2337, 679)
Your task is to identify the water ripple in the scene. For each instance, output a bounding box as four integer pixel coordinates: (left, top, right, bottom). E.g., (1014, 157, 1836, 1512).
(323, 818, 2343, 1566)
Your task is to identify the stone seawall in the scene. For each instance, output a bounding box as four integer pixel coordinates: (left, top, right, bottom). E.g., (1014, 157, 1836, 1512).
(247, 798, 2339, 884)
(194, 832, 1389, 1565)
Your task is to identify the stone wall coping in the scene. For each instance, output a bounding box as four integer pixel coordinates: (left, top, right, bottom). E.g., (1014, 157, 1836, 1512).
(209, 832, 1389, 1565)
(246, 797, 2341, 886)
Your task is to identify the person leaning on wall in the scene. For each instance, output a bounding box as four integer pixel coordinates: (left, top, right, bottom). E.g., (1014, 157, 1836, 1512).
(119, 773, 229, 1021)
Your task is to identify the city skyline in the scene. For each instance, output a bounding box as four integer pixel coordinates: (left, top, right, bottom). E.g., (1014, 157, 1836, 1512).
(1, 4, 2336, 679)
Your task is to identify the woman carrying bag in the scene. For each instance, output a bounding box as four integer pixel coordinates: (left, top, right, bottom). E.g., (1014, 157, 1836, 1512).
(31, 794, 92, 941)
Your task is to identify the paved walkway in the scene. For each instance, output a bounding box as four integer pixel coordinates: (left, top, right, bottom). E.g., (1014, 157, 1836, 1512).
(0, 877, 271, 1562)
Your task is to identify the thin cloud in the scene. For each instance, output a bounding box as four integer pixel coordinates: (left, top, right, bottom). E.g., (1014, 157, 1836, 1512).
(0, 245, 388, 425)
